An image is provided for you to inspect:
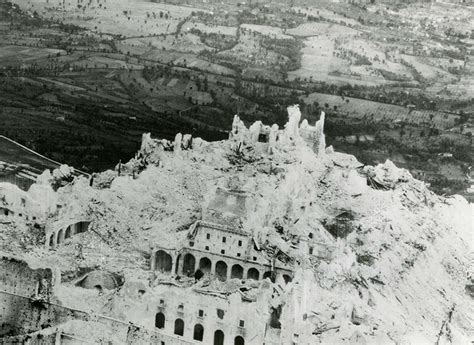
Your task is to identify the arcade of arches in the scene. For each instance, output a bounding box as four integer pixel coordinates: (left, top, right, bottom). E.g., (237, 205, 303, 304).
(152, 249, 292, 283)
(47, 221, 90, 248)
(155, 312, 245, 344)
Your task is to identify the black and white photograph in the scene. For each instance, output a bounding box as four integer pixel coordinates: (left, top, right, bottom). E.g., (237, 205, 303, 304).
(0, 0, 472, 344)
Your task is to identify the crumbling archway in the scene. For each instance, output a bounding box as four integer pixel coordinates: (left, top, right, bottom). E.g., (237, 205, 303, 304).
(283, 274, 292, 284)
(48, 235, 54, 247)
(193, 323, 204, 341)
(247, 268, 259, 280)
(155, 250, 172, 273)
(235, 336, 245, 345)
(214, 330, 224, 345)
(76, 270, 119, 290)
(263, 271, 277, 282)
(215, 261, 227, 281)
(57, 229, 64, 245)
(77, 221, 89, 233)
(175, 254, 181, 274)
(199, 257, 212, 274)
(183, 253, 196, 276)
(231, 264, 243, 279)
(155, 312, 165, 329)
(174, 318, 184, 336)
(65, 226, 71, 239)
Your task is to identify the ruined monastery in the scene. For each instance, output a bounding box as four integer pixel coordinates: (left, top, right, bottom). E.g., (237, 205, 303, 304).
(0, 106, 472, 344)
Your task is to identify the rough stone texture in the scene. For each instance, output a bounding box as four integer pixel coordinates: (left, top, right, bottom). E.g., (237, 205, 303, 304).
(0, 106, 471, 345)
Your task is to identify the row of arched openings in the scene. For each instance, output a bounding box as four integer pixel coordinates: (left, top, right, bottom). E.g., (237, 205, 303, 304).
(155, 313, 244, 344)
(155, 250, 283, 281)
(49, 222, 90, 247)
(49, 225, 72, 246)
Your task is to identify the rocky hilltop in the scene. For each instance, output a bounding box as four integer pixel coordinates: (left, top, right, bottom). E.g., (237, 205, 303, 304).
(0, 106, 472, 344)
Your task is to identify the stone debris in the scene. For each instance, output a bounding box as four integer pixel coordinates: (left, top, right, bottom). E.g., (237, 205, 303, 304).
(0, 105, 472, 344)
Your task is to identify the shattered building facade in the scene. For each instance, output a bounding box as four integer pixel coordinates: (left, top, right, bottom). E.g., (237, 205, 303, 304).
(151, 187, 294, 283)
(0, 106, 472, 345)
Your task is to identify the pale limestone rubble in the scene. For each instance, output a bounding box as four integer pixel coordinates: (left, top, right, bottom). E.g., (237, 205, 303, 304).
(0, 105, 472, 345)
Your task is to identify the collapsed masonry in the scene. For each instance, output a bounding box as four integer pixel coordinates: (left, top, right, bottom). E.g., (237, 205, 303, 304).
(229, 106, 326, 156)
(0, 105, 472, 345)
(151, 187, 294, 284)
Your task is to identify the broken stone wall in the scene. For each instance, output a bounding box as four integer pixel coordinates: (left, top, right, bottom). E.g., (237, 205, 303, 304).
(1, 332, 58, 344)
(118, 286, 269, 345)
(0, 256, 56, 299)
(0, 291, 89, 337)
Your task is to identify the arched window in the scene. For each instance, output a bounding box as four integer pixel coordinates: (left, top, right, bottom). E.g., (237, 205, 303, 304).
(65, 226, 71, 239)
(183, 253, 196, 276)
(155, 312, 165, 329)
(48, 235, 54, 247)
(235, 336, 245, 345)
(263, 271, 272, 280)
(155, 250, 173, 272)
(77, 221, 89, 233)
(231, 264, 243, 279)
(57, 229, 64, 244)
(247, 268, 259, 280)
(215, 261, 227, 281)
(174, 318, 184, 336)
(283, 274, 292, 284)
(199, 257, 212, 274)
(214, 330, 224, 345)
(175, 254, 181, 274)
(193, 323, 204, 341)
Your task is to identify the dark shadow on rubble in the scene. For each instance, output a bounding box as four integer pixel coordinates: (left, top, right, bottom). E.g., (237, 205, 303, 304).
(323, 210, 358, 238)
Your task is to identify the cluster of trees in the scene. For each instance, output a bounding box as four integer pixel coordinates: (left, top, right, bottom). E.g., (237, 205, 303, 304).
(190, 29, 237, 51)
(334, 47, 376, 66)
(261, 37, 303, 72)
(237, 8, 304, 29)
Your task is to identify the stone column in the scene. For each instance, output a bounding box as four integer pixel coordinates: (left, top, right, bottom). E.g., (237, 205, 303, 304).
(171, 253, 178, 274)
(150, 251, 156, 271)
(45, 232, 51, 249)
(226, 263, 233, 280)
(194, 253, 201, 272)
(54, 331, 61, 345)
(55, 231, 60, 246)
(176, 252, 184, 276)
(211, 259, 216, 275)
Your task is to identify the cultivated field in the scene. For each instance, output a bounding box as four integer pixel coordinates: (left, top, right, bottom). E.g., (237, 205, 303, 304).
(181, 21, 237, 36)
(302, 92, 461, 130)
(241, 24, 292, 39)
(1, 0, 471, 195)
(11, 0, 204, 37)
(0, 46, 65, 65)
(120, 33, 212, 54)
(292, 6, 360, 27)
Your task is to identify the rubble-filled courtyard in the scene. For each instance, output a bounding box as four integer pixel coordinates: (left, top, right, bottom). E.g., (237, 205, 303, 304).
(0, 106, 472, 344)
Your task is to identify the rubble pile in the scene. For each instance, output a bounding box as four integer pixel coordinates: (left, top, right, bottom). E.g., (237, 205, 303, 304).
(0, 105, 472, 344)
